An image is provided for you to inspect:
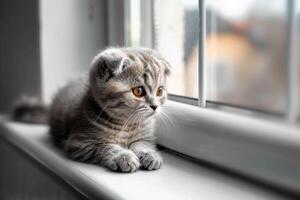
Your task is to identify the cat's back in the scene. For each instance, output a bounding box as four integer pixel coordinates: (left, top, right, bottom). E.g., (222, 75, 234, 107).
(49, 76, 88, 141)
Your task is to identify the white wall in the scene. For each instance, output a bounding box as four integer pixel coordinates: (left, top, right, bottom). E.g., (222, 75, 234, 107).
(40, 0, 107, 103)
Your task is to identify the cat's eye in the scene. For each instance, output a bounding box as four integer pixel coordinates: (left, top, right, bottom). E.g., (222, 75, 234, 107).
(156, 86, 165, 97)
(132, 86, 145, 97)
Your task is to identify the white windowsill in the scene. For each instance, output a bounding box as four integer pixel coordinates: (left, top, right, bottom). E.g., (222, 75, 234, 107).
(157, 101, 300, 195)
(0, 117, 291, 200)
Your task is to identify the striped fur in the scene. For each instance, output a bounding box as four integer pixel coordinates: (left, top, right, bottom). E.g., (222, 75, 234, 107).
(49, 47, 170, 172)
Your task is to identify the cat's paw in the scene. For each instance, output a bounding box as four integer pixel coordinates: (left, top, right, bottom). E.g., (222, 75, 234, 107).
(106, 150, 140, 173)
(137, 151, 162, 170)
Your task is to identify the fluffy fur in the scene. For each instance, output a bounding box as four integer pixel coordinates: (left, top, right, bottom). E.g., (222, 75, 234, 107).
(49, 47, 171, 172)
(13, 96, 48, 124)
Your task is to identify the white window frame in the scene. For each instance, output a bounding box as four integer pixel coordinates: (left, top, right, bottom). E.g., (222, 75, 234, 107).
(122, 0, 300, 195)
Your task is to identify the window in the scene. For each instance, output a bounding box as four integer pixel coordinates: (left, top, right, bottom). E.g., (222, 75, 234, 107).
(206, 0, 287, 113)
(154, 0, 199, 98)
(126, 0, 300, 120)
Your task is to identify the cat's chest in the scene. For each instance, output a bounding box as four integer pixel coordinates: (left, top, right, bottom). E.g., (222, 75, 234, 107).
(107, 129, 145, 147)
(93, 117, 153, 147)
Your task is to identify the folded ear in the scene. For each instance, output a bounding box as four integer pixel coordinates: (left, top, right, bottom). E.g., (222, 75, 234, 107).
(90, 48, 132, 80)
(161, 59, 171, 76)
(150, 50, 172, 76)
(154, 57, 171, 76)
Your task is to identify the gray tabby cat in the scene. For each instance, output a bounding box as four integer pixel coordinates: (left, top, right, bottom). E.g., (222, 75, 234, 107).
(49, 47, 171, 172)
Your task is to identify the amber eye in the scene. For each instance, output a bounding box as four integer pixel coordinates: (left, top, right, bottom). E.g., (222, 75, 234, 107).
(156, 86, 165, 97)
(132, 86, 145, 97)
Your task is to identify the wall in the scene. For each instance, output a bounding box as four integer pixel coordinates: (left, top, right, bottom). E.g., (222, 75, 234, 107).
(40, 0, 108, 103)
(0, 0, 109, 111)
(0, 0, 41, 113)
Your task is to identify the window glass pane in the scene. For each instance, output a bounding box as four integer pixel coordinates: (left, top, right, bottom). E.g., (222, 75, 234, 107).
(125, 0, 141, 46)
(206, 0, 287, 113)
(154, 0, 199, 97)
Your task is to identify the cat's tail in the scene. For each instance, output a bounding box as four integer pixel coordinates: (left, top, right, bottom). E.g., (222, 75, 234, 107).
(13, 96, 49, 124)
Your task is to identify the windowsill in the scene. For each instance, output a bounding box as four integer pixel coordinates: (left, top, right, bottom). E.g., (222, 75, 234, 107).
(0, 117, 291, 200)
(157, 100, 300, 196)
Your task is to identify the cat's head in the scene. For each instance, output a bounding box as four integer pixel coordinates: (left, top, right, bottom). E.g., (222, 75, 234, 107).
(89, 47, 171, 118)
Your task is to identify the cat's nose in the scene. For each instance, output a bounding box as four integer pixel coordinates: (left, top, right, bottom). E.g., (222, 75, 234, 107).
(150, 105, 158, 111)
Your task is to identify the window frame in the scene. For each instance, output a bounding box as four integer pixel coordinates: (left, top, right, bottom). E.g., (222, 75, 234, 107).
(286, 0, 299, 122)
(123, 0, 300, 195)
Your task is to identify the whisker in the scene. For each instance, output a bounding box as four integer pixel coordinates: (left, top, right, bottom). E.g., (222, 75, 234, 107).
(135, 113, 144, 134)
(157, 110, 179, 138)
(153, 114, 164, 138)
(160, 110, 176, 128)
(94, 104, 109, 122)
(120, 110, 139, 133)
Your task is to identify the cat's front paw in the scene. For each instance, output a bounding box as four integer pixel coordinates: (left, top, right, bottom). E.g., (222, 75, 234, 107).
(107, 150, 140, 173)
(137, 151, 162, 170)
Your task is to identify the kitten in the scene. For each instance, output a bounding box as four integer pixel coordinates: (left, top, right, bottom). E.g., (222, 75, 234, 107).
(49, 47, 171, 172)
